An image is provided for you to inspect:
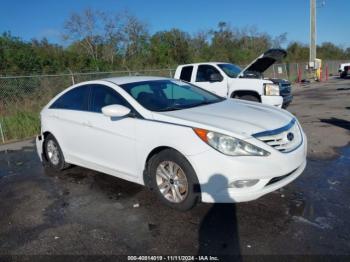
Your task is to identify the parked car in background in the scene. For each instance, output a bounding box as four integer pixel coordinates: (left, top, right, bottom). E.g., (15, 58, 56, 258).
(174, 49, 292, 108)
(339, 63, 350, 78)
(36, 76, 307, 210)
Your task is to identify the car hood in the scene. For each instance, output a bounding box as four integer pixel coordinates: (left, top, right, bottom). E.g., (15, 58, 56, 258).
(153, 99, 293, 139)
(238, 49, 287, 77)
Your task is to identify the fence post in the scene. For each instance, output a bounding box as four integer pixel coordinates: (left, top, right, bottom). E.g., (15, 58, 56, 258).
(68, 68, 75, 85)
(284, 63, 288, 80)
(0, 119, 5, 144)
(326, 64, 329, 81)
(169, 69, 172, 78)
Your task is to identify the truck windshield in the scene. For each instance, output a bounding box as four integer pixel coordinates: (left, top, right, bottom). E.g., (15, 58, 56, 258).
(120, 80, 224, 112)
(218, 63, 242, 78)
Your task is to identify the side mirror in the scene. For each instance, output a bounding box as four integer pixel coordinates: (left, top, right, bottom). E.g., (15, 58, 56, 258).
(209, 73, 223, 82)
(102, 104, 131, 118)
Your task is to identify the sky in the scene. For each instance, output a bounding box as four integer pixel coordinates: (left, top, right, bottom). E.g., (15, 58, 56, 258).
(0, 0, 349, 48)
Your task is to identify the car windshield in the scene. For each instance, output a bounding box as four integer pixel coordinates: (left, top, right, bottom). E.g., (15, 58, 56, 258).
(218, 63, 242, 78)
(120, 79, 224, 112)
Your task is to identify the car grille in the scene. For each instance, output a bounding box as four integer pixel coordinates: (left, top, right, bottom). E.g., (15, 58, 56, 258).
(253, 119, 302, 153)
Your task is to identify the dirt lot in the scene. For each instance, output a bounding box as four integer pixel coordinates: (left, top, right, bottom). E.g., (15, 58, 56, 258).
(0, 78, 349, 259)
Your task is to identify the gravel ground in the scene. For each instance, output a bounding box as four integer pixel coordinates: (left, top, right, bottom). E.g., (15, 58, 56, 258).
(0, 78, 349, 260)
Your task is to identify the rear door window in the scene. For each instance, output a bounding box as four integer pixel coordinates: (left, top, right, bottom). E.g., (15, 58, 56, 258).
(50, 85, 89, 111)
(179, 66, 193, 82)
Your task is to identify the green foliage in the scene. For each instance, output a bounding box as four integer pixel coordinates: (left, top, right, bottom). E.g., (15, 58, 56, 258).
(1, 17, 350, 76)
(149, 29, 192, 66)
(1, 111, 40, 141)
(285, 42, 309, 62)
(286, 41, 350, 62)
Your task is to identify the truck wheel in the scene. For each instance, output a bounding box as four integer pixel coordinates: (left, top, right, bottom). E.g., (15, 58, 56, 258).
(238, 95, 260, 102)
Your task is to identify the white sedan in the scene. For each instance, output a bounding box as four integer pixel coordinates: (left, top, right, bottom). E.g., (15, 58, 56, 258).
(36, 76, 307, 210)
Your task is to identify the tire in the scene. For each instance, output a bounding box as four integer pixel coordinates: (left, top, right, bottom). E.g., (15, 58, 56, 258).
(43, 134, 69, 171)
(237, 94, 260, 102)
(340, 72, 347, 78)
(147, 149, 200, 211)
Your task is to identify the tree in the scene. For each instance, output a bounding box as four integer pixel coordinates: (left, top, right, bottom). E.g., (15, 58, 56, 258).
(101, 13, 124, 67)
(318, 42, 347, 60)
(63, 8, 105, 70)
(190, 31, 211, 62)
(120, 14, 149, 70)
(1, 13, 350, 75)
(149, 29, 192, 67)
(286, 42, 309, 62)
(272, 33, 288, 48)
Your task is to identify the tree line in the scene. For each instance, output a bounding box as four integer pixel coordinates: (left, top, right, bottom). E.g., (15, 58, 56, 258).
(1, 9, 349, 76)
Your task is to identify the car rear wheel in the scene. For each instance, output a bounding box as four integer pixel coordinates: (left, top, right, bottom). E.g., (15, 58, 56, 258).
(43, 134, 69, 171)
(147, 149, 200, 211)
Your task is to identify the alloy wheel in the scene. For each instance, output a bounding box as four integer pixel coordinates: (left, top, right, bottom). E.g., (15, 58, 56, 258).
(155, 161, 188, 203)
(46, 139, 60, 165)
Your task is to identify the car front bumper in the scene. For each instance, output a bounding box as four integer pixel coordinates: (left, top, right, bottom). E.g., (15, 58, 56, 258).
(188, 132, 307, 203)
(261, 95, 283, 108)
(282, 94, 293, 108)
(36, 135, 44, 162)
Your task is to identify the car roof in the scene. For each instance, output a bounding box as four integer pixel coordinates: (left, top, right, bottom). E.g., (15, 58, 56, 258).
(103, 76, 169, 85)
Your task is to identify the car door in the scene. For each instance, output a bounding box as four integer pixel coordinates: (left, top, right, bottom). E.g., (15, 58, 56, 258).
(82, 84, 138, 179)
(48, 85, 92, 162)
(194, 64, 228, 97)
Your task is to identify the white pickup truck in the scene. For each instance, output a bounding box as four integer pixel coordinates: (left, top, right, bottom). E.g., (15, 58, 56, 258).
(174, 49, 289, 108)
(339, 63, 350, 78)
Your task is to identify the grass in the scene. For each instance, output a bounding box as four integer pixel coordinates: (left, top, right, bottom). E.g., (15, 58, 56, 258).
(0, 76, 69, 144)
(0, 110, 40, 143)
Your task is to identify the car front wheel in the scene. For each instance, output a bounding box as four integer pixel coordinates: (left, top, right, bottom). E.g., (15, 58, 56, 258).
(147, 149, 200, 211)
(43, 134, 69, 171)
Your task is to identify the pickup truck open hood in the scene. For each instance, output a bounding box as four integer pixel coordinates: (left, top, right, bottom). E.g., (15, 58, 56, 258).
(153, 99, 293, 139)
(238, 49, 287, 77)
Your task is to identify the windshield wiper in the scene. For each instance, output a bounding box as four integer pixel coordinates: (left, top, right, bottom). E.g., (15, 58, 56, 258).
(187, 99, 221, 108)
(156, 105, 184, 112)
(157, 99, 222, 112)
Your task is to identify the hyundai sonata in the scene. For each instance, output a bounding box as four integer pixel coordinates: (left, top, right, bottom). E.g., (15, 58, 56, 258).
(36, 76, 307, 210)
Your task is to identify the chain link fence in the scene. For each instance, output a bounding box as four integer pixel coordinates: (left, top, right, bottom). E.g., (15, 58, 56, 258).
(0, 61, 345, 144)
(0, 68, 175, 144)
(262, 60, 344, 82)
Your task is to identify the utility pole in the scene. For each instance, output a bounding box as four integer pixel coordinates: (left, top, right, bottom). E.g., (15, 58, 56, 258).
(309, 0, 316, 68)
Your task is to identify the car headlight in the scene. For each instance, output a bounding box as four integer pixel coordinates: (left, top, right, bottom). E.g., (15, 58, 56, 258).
(193, 128, 270, 156)
(264, 83, 280, 96)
